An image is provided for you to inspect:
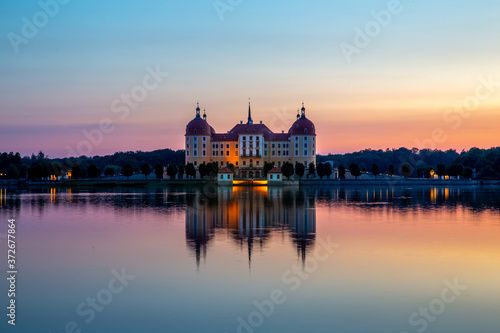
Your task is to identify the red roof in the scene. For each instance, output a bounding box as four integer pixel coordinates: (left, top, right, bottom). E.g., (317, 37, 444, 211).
(218, 167, 233, 173)
(212, 133, 239, 141)
(185, 117, 214, 135)
(288, 116, 315, 135)
(268, 167, 282, 174)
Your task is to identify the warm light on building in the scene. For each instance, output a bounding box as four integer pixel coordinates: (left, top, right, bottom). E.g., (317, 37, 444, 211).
(185, 102, 316, 178)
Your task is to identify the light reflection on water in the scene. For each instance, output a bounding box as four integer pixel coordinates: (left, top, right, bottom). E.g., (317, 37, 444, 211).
(0, 185, 499, 333)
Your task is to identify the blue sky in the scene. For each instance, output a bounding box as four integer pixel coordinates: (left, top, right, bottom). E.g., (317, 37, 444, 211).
(1, 0, 499, 157)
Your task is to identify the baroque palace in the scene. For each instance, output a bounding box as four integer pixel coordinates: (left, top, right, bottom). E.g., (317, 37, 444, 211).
(185, 102, 317, 178)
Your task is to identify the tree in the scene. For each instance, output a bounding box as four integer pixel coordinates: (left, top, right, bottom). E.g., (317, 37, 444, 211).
(436, 163, 446, 179)
(88, 164, 100, 178)
(295, 162, 305, 179)
(338, 165, 346, 179)
(400, 163, 412, 178)
(263, 162, 275, 176)
(178, 164, 185, 179)
(104, 167, 115, 176)
(387, 164, 395, 177)
(141, 163, 151, 179)
(316, 162, 326, 179)
(349, 163, 361, 180)
(324, 162, 332, 179)
(166, 164, 178, 179)
(207, 162, 219, 179)
(281, 162, 294, 180)
(186, 163, 196, 179)
(121, 163, 134, 180)
(198, 164, 208, 178)
(463, 166, 473, 179)
(371, 163, 380, 178)
(154, 163, 163, 180)
(227, 163, 236, 176)
(308, 162, 316, 178)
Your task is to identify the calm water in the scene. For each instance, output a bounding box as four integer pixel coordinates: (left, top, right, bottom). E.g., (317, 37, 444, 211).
(1, 185, 500, 333)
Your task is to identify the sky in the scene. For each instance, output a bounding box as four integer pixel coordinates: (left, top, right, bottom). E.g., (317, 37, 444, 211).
(1, 0, 499, 158)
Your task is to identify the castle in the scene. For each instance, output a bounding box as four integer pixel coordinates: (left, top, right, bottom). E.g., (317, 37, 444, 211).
(185, 102, 317, 178)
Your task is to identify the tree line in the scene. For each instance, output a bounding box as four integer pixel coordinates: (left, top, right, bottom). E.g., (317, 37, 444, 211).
(1, 146, 499, 181)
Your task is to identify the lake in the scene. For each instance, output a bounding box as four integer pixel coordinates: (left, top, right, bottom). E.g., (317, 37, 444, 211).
(1, 185, 499, 333)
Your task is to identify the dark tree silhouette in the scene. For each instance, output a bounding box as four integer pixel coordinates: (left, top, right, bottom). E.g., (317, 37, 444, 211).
(317, 162, 326, 179)
(295, 162, 305, 179)
(141, 163, 151, 179)
(387, 164, 395, 177)
(166, 164, 178, 179)
(371, 163, 380, 178)
(72, 164, 83, 179)
(436, 163, 446, 179)
(338, 165, 346, 179)
(349, 163, 361, 180)
(308, 162, 316, 178)
(121, 163, 133, 180)
(186, 163, 196, 179)
(177, 164, 185, 179)
(263, 162, 275, 176)
(88, 164, 100, 178)
(324, 162, 332, 179)
(154, 163, 163, 180)
(281, 162, 294, 180)
(400, 163, 412, 178)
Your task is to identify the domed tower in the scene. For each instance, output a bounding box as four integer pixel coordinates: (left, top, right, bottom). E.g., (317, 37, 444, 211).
(289, 103, 316, 168)
(185, 103, 214, 168)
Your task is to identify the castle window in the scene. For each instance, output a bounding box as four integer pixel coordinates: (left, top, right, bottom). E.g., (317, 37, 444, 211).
(194, 161, 197, 166)
(236, 162, 239, 166)
(203, 151, 206, 156)
(295, 150, 298, 155)
(272, 151, 275, 156)
(295, 143, 298, 148)
(264, 144, 267, 148)
(194, 137, 197, 141)
(235, 144, 238, 148)
(243, 161, 246, 166)
(226, 151, 229, 156)
(243, 136, 246, 140)
(272, 144, 275, 148)
(250, 136, 253, 140)
(194, 151, 197, 156)
(203, 137, 206, 141)
(304, 137, 308, 141)
(186, 152, 189, 156)
(203, 144, 205, 148)
(226, 144, 229, 148)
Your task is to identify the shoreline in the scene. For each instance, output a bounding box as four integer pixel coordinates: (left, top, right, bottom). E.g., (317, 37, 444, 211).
(2, 179, 500, 187)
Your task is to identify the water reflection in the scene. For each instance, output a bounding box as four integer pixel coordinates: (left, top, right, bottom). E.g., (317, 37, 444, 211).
(185, 187, 316, 269)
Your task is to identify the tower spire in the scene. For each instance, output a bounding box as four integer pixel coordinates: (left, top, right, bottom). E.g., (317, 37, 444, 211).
(247, 98, 253, 124)
(301, 102, 306, 118)
(196, 102, 201, 118)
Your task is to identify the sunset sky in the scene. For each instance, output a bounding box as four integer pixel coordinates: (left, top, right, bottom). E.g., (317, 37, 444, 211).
(1, 0, 499, 158)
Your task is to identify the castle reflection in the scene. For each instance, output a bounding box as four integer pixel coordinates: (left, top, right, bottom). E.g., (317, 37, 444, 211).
(185, 186, 316, 269)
